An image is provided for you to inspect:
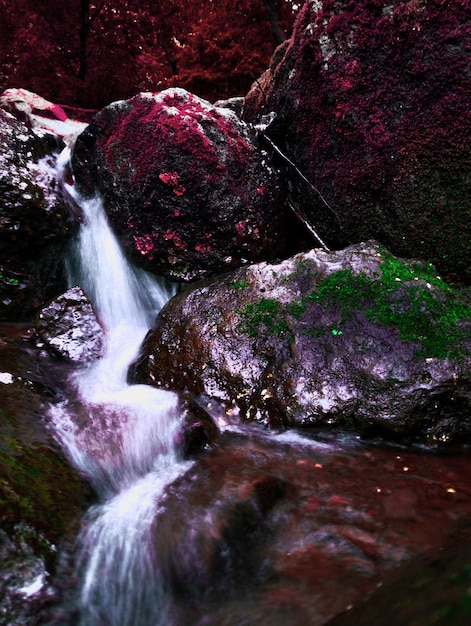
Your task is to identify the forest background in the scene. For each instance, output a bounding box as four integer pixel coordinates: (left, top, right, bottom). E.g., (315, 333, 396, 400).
(0, 0, 298, 111)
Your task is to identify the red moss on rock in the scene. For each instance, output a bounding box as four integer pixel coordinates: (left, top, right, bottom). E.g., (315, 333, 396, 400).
(244, 0, 471, 285)
(72, 88, 286, 282)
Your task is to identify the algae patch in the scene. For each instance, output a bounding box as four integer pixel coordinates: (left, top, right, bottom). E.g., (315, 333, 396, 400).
(237, 252, 471, 359)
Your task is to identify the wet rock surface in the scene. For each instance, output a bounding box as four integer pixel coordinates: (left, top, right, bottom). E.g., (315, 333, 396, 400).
(71, 88, 286, 282)
(176, 396, 221, 458)
(0, 323, 92, 625)
(0, 109, 79, 321)
(36, 286, 104, 363)
(0, 88, 87, 146)
(130, 242, 471, 444)
(243, 0, 471, 286)
(327, 540, 471, 626)
(153, 426, 471, 626)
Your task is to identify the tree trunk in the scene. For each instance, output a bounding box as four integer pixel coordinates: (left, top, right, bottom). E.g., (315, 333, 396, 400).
(78, 0, 91, 82)
(263, 0, 286, 45)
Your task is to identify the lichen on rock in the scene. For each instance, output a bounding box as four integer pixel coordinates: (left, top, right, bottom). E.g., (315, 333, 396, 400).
(243, 0, 471, 286)
(71, 88, 287, 282)
(130, 241, 471, 445)
(0, 109, 79, 320)
(36, 286, 104, 363)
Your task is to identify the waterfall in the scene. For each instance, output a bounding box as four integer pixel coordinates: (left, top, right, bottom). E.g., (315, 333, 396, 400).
(48, 151, 190, 626)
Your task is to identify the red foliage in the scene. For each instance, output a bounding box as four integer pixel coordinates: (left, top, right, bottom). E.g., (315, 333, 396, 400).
(248, 0, 471, 284)
(0, 0, 297, 108)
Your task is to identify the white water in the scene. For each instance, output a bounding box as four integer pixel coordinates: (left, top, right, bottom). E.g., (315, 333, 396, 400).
(48, 155, 190, 625)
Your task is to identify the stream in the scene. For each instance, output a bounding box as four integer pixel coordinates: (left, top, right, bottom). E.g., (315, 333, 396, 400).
(46, 161, 193, 625)
(3, 151, 471, 625)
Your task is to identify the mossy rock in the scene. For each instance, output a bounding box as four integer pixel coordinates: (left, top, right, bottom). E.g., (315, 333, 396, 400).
(131, 242, 471, 444)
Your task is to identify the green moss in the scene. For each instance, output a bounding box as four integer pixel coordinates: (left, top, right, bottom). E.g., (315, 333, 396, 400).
(238, 298, 291, 338)
(0, 272, 20, 285)
(0, 407, 88, 557)
(287, 299, 305, 319)
(313, 254, 471, 359)
(237, 252, 471, 358)
(309, 268, 377, 317)
(232, 279, 251, 290)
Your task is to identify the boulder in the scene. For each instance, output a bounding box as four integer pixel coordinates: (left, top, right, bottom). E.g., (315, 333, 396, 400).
(71, 88, 286, 282)
(243, 0, 471, 286)
(130, 242, 471, 445)
(36, 287, 104, 363)
(0, 87, 88, 146)
(176, 396, 221, 458)
(0, 109, 79, 321)
(0, 324, 92, 623)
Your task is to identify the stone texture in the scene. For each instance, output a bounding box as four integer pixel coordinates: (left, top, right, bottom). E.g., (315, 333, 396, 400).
(0, 109, 79, 321)
(243, 0, 471, 286)
(71, 88, 287, 282)
(130, 242, 471, 445)
(36, 287, 104, 363)
(0, 324, 92, 624)
(150, 430, 471, 625)
(0, 88, 88, 146)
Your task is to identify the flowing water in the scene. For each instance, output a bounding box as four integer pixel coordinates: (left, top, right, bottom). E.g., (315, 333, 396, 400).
(47, 155, 191, 625)
(36, 152, 471, 626)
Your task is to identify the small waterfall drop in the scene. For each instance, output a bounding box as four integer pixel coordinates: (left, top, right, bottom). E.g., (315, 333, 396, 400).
(48, 151, 190, 626)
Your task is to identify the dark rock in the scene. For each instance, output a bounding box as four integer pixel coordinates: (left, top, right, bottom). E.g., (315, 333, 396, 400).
(176, 396, 221, 458)
(130, 241, 471, 444)
(326, 540, 471, 626)
(0, 88, 87, 146)
(243, 0, 471, 286)
(152, 430, 471, 625)
(154, 443, 295, 606)
(36, 287, 104, 363)
(0, 109, 79, 321)
(0, 323, 92, 623)
(71, 88, 287, 282)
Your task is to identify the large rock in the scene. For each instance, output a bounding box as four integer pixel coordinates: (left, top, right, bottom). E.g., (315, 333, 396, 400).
(36, 287, 104, 363)
(243, 0, 471, 286)
(130, 242, 471, 445)
(150, 430, 471, 625)
(72, 88, 286, 282)
(0, 324, 91, 623)
(0, 88, 88, 146)
(0, 109, 79, 320)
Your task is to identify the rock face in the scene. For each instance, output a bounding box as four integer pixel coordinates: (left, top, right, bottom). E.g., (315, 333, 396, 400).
(0, 324, 91, 624)
(36, 287, 104, 363)
(0, 109, 78, 321)
(72, 88, 286, 282)
(243, 0, 471, 286)
(130, 242, 471, 444)
(0, 88, 88, 146)
(151, 431, 471, 626)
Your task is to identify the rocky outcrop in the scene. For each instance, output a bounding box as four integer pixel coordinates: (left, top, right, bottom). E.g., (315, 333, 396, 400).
(243, 0, 471, 286)
(151, 429, 471, 625)
(36, 287, 104, 363)
(0, 109, 79, 321)
(0, 324, 91, 623)
(130, 242, 471, 445)
(0, 88, 88, 146)
(71, 88, 287, 282)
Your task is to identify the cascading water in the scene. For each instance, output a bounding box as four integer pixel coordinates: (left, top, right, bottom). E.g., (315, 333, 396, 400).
(47, 151, 191, 626)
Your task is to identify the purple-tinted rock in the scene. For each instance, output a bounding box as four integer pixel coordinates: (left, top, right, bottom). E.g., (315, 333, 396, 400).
(243, 0, 471, 286)
(176, 396, 221, 458)
(150, 432, 471, 625)
(0, 88, 88, 146)
(71, 88, 286, 282)
(0, 109, 79, 320)
(36, 286, 104, 363)
(130, 242, 471, 444)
